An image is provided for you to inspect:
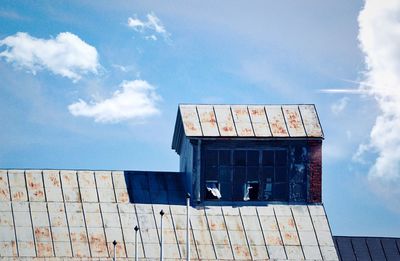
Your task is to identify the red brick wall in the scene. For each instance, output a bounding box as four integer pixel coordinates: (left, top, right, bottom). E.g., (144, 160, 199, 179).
(308, 140, 322, 203)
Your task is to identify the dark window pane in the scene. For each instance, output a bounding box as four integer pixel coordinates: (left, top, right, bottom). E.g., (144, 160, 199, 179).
(262, 151, 274, 166)
(247, 151, 259, 166)
(275, 150, 287, 166)
(233, 167, 246, 182)
(233, 167, 246, 200)
(263, 180, 273, 200)
(248, 182, 259, 201)
(260, 167, 274, 180)
(247, 166, 259, 181)
(219, 150, 231, 166)
(219, 167, 232, 183)
(205, 150, 218, 166)
(205, 166, 218, 179)
(273, 183, 288, 201)
(275, 167, 287, 182)
(220, 182, 232, 200)
(290, 183, 306, 202)
(205, 181, 220, 200)
(234, 151, 246, 166)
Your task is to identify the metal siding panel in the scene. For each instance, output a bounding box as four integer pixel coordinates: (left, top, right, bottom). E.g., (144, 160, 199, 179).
(115, 188, 130, 203)
(125, 242, 144, 258)
(33, 227, 52, 242)
(51, 227, 70, 242)
(140, 228, 159, 243)
(232, 244, 252, 260)
(246, 230, 265, 246)
(17, 241, 36, 257)
(43, 170, 63, 202)
(192, 229, 213, 245)
(26, 170, 45, 202)
(316, 231, 335, 246)
(0, 211, 13, 227)
(250, 245, 269, 260)
(190, 215, 208, 230)
(229, 230, 248, 246)
(366, 238, 386, 260)
(214, 105, 237, 136)
(102, 212, 121, 228)
(211, 230, 229, 245)
(77, 171, 96, 188)
(87, 227, 108, 257)
(298, 231, 318, 246)
(282, 105, 306, 137)
(0, 171, 10, 201)
(291, 205, 309, 216)
(97, 188, 116, 203)
(312, 215, 331, 231)
(276, 215, 297, 232)
(207, 215, 226, 231)
(100, 203, 118, 213)
(60, 170, 78, 188)
(265, 105, 289, 137)
(257, 206, 274, 216)
(320, 245, 339, 260)
(294, 216, 314, 231)
(308, 205, 325, 216)
(281, 231, 300, 246)
(224, 216, 243, 231)
(14, 226, 33, 241)
(94, 171, 113, 189)
(303, 245, 322, 260)
(62, 188, 80, 202)
(8, 170, 28, 202)
(231, 105, 254, 137)
(112, 171, 127, 189)
(107, 241, 126, 257)
(0, 241, 18, 256)
(197, 244, 217, 259)
(85, 212, 103, 228)
(248, 105, 272, 137)
(351, 237, 371, 261)
(215, 244, 234, 260)
(197, 105, 220, 136)
(79, 188, 99, 202)
(179, 105, 202, 136)
(336, 237, 356, 260)
(143, 243, 160, 258)
(382, 238, 400, 260)
(264, 230, 283, 246)
(267, 245, 286, 259)
(163, 243, 181, 259)
(53, 241, 73, 257)
(242, 215, 261, 231)
(299, 104, 323, 137)
(31, 211, 49, 227)
(179, 243, 199, 259)
(175, 229, 195, 245)
(259, 215, 279, 231)
(285, 245, 304, 259)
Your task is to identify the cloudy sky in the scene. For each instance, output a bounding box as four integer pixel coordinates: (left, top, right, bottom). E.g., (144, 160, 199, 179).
(1, 0, 400, 237)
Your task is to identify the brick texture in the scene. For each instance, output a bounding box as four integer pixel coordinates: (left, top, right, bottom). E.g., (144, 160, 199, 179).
(308, 140, 322, 203)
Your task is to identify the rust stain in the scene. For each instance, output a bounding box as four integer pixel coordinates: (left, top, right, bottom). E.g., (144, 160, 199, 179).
(234, 245, 250, 257)
(288, 218, 295, 228)
(33, 190, 44, 197)
(250, 108, 263, 116)
(241, 128, 253, 135)
(28, 181, 41, 189)
(222, 126, 233, 132)
(37, 242, 53, 257)
(0, 188, 9, 199)
(118, 191, 129, 203)
(12, 191, 25, 200)
(184, 122, 197, 132)
(271, 121, 287, 134)
(50, 175, 60, 187)
(286, 110, 301, 129)
(35, 227, 51, 239)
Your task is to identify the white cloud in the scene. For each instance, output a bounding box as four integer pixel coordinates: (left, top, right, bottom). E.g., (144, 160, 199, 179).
(68, 80, 160, 123)
(0, 32, 99, 82)
(127, 12, 170, 40)
(331, 97, 349, 115)
(318, 88, 366, 94)
(357, 0, 400, 208)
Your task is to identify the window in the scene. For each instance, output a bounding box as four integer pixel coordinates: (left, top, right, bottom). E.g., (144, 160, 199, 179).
(205, 181, 221, 200)
(244, 181, 259, 201)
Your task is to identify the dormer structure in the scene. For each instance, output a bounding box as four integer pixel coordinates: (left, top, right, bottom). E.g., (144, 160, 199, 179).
(172, 104, 324, 204)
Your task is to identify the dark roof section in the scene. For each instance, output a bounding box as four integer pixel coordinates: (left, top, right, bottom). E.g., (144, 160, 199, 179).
(172, 104, 324, 152)
(333, 236, 400, 261)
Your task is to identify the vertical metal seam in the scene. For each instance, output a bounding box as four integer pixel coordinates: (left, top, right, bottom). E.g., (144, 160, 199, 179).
(297, 105, 309, 137)
(264, 106, 274, 137)
(168, 205, 182, 259)
(255, 207, 270, 259)
(76, 171, 92, 257)
(379, 238, 388, 260)
(59, 170, 74, 257)
(290, 207, 306, 260)
(203, 207, 218, 259)
(7, 170, 19, 256)
(220, 206, 236, 259)
(280, 106, 291, 137)
(313, 104, 325, 138)
(365, 237, 373, 260)
(189, 207, 201, 259)
(41, 170, 56, 257)
(229, 105, 239, 137)
(194, 105, 205, 136)
(307, 205, 324, 260)
(24, 170, 38, 257)
(94, 172, 111, 257)
(273, 207, 288, 259)
(246, 106, 256, 137)
(211, 105, 221, 136)
(237, 207, 254, 260)
(115, 203, 128, 258)
(132, 204, 146, 258)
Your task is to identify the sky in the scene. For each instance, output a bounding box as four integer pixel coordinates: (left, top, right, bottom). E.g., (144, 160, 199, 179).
(1, 0, 400, 237)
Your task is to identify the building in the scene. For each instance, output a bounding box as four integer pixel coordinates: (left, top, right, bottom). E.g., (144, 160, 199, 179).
(0, 104, 398, 260)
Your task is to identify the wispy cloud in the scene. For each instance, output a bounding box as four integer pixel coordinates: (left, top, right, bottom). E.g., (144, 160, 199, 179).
(357, 0, 400, 210)
(331, 97, 349, 115)
(68, 80, 160, 123)
(0, 32, 99, 82)
(127, 12, 170, 41)
(318, 88, 366, 94)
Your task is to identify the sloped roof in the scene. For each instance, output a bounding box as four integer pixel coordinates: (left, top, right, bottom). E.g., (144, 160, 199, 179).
(172, 104, 324, 151)
(0, 169, 338, 260)
(333, 236, 400, 261)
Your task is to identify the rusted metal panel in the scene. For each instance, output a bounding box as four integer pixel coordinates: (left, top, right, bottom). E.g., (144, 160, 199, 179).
(232, 244, 252, 260)
(285, 245, 304, 259)
(179, 105, 202, 136)
(197, 105, 220, 136)
(34, 227, 52, 242)
(94, 171, 113, 189)
(125, 242, 144, 258)
(250, 245, 269, 260)
(60, 170, 78, 188)
(112, 171, 127, 189)
(294, 216, 314, 231)
(62, 188, 80, 202)
(308, 205, 325, 216)
(246, 230, 265, 246)
(196, 244, 216, 259)
(281, 231, 300, 246)
(276, 215, 296, 231)
(97, 189, 116, 203)
(143, 243, 160, 258)
(303, 245, 322, 259)
(102, 212, 120, 228)
(17, 241, 36, 257)
(320, 246, 339, 260)
(228, 230, 247, 245)
(77, 171, 96, 188)
(224, 216, 243, 231)
(175, 229, 195, 245)
(298, 231, 318, 246)
(0, 241, 18, 256)
(282, 105, 306, 137)
(26, 170, 45, 202)
(36, 241, 54, 257)
(256, 206, 274, 216)
(207, 215, 226, 231)
(264, 230, 283, 246)
(0, 171, 10, 201)
(214, 105, 237, 136)
(8, 171, 28, 202)
(312, 215, 330, 231)
(140, 228, 159, 243)
(0, 212, 13, 227)
(87, 227, 108, 257)
(85, 212, 103, 228)
(259, 216, 279, 231)
(248, 105, 272, 137)
(192, 228, 213, 245)
(10, 186, 28, 202)
(107, 241, 127, 257)
(221, 206, 239, 216)
(80, 188, 98, 202)
(53, 241, 73, 257)
(115, 189, 129, 203)
(214, 244, 234, 260)
(316, 231, 335, 246)
(231, 105, 254, 137)
(51, 227, 70, 242)
(71, 241, 91, 257)
(82, 202, 100, 213)
(179, 243, 199, 259)
(189, 215, 208, 230)
(31, 211, 49, 227)
(265, 105, 289, 137)
(69, 227, 88, 242)
(299, 104, 323, 137)
(211, 230, 229, 245)
(42, 170, 62, 202)
(267, 245, 286, 259)
(241, 215, 261, 231)
(15, 226, 33, 241)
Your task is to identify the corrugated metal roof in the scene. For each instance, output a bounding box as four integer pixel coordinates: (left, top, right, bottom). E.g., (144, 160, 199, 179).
(172, 104, 323, 149)
(0, 169, 338, 260)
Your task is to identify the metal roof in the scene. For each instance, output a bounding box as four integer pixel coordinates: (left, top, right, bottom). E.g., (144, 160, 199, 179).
(0, 169, 338, 260)
(172, 104, 324, 151)
(333, 236, 400, 261)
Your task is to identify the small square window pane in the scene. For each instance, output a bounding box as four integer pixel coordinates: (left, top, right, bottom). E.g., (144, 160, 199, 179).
(205, 150, 218, 166)
(220, 182, 232, 201)
(219, 167, 232, 183)
(260, 167, 274, 180)
(219, 150, 231, 166)
(205, 166, 218, 179)
(234, 151, 246, 166)
(247, 167, 259, 181)
(262, 151, 274, 166)
(275, 167, 287, 182)
(247, 151, 259, 166)
(275, 150, 287, 166)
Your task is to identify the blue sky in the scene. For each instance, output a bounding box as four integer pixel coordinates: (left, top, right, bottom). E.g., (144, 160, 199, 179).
(1, 0, 400, 237)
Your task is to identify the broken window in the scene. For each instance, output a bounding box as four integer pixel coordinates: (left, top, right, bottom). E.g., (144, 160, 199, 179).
(205, 181, 221, 200)
(243, 181, 259, 201)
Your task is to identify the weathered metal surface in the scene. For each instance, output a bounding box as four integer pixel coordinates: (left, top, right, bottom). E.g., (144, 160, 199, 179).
(231, 105, 254, 137)
(53, 241, 73, 257)
(87, 227, 108, 257)
(0, 241, 18, 256)
(264, 230, 283, 246)
(299, 104, 323, 137)
(276, 215, 297, 231)
(8, 170, 27, 202)
(214, 105, 237, 136)
(43, 170, 63, 202)
(112, 171, 127, 189)
(320, 246, 339, 260)
(265, 105, 289, 137)
(26, 170, 45, 202)
(259, 216, 279, 231)
(179, 105, 203, 136)
(242, 215, 262, 231)
(17, 241, 36, 257)
(298, 231, 318, 246)
(97, 189, 115, 203)
(285, 245, 304, 259)
(51, 227, 70, 241)
(250, 245, 269, 260)
(196, 243, 216, 259)
(282, 105, 307, 137)
(267, 245, 286, 259)
(0, 171, 10, 201)
(0, 211, 13, 227)
(197, 105, 220, 136)
(214, 244, 234, 260)
(303, 245, 323, 259)
(309, 205, 325, 216)
(248, 105, 272, 137)
(14, 226, 33, 241)
(312, 215, 331, 231)
(232, 244, 252, 260)
(102, 212, 120, 228)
